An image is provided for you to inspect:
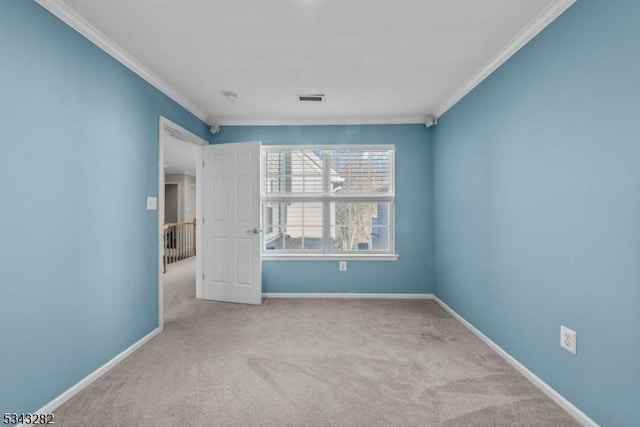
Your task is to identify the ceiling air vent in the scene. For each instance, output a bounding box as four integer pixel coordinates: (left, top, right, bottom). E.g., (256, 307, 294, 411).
(297, 94, 325, 102)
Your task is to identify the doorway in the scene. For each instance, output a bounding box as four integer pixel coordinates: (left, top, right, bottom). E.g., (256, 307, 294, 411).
(157, 117, 206, 330)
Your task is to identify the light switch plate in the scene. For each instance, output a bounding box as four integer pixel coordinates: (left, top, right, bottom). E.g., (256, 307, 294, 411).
(146, 196, 158, 210)
(560, 325, 577, 355)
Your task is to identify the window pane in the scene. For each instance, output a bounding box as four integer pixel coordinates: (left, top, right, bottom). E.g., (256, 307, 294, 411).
(264, 203, 282, 228)
(265, 150, 324, 194)
(263, 203, 282, 250)
(262, 202, 323, 251)
(330, 202, 390, 251)
(329, 150, 390, 194)
(265, 235, 279, 251)
(371, 226, 390, 250)
(264, 206, 274, 229)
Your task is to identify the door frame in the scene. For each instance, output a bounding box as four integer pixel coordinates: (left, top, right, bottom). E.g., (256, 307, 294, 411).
(158, 116, 207, 330)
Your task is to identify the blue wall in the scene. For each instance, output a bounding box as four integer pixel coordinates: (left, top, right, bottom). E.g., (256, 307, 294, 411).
(0, 1, 208, 415)
(211, 125, 435, 294)
(432, 1, 640, 425)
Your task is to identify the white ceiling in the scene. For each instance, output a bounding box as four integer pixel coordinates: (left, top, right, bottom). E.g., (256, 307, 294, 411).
(52, 0, 570, 125)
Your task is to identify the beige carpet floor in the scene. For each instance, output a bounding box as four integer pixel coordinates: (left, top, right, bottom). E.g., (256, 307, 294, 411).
(54, 258, 579, 426)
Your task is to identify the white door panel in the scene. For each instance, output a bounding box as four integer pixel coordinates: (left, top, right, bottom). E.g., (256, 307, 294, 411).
(202, 141, 261, 305)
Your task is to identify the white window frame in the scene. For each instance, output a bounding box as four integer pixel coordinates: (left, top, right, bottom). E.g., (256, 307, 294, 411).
(261, 145, 398, 261)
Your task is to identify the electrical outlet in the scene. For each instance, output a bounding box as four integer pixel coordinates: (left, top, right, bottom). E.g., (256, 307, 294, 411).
(560, 326, 577, 355)
(339, 261, 347, 272)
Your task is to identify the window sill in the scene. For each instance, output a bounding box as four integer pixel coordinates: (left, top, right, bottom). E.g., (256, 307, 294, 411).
(262, 254, 399, 261)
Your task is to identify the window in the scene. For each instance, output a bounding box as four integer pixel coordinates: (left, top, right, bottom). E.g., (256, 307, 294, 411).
(261, 145, 396, 259)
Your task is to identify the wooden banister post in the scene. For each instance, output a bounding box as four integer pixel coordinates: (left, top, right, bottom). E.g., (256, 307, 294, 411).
(163, 226, 167, 274)
(193, 218, 197, 256)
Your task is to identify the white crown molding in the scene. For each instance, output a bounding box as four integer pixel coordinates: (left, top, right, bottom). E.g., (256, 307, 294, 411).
(214, 116, 427, 126)
(434, 0, 577, 119)
(433, 297, 598, 427)
(34, 0, 210, 124)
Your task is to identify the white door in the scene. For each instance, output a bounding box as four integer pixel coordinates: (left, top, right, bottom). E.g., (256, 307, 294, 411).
(201, 141, 262, 305)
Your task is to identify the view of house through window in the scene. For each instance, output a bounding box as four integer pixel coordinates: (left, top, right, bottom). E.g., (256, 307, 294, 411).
(261, 146, 395, 256)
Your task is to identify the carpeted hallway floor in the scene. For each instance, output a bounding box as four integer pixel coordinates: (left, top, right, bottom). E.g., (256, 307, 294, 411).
(54, 258, 580, 426)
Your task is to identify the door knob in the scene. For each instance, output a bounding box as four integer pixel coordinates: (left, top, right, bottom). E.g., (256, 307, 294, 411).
(246, 228, 260, 235)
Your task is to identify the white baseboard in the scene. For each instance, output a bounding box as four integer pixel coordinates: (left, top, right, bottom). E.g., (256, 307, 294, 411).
(21, 327, 161, 425)
(263, 292, 435, 299)
(433, 297, 598, 427)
